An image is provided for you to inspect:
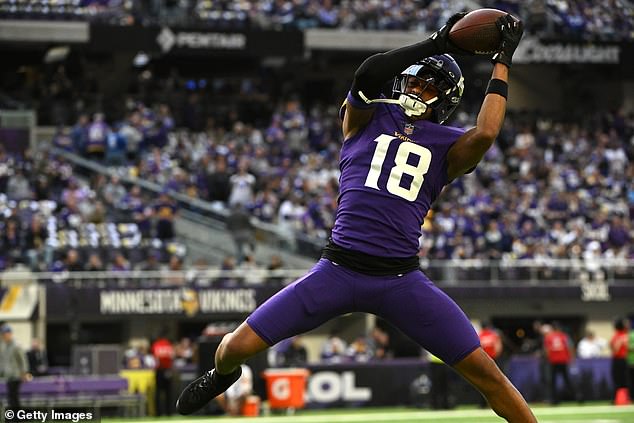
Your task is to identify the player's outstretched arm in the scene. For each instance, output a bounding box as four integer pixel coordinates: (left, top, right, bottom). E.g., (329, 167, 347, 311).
(342, 12, 468, 140)
(446, 14, 523, 180)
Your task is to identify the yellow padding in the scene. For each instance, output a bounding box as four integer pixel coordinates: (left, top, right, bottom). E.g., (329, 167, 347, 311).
(0, 286, 21, 312)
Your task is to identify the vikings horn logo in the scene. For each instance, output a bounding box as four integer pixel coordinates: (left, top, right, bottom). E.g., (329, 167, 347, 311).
(181, 289, 200, 317)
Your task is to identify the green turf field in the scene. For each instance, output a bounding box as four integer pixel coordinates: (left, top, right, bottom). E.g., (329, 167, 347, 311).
(106, 404, 634, 423)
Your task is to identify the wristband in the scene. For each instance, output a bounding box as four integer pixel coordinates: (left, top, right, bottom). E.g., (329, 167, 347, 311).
(486, 78, 508, 99)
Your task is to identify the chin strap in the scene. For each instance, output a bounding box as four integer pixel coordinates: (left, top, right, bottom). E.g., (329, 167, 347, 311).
(357, 90, 438, 117)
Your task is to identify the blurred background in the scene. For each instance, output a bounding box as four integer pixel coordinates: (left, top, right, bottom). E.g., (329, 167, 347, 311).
(0, 0, 633, 418)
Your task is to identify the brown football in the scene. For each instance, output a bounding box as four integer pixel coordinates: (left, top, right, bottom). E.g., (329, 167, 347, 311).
(449, 9, 508, 55)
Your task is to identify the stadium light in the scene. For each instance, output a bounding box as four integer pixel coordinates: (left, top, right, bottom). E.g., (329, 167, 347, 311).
(133, 51, 150, 67)
(43, 46, 69, 64)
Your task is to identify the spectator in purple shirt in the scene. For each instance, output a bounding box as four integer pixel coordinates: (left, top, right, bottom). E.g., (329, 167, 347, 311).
(153, 192, 178, 240)
(86, 113, 109, 161)
(52, 127, 75, 152)
(608, 215, 630, 250)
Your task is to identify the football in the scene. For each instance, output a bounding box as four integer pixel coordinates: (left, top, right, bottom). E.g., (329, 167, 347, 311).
(449, 8, 508, 55)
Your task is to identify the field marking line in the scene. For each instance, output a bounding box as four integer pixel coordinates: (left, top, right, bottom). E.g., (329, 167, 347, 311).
(108, 405, 634, 423)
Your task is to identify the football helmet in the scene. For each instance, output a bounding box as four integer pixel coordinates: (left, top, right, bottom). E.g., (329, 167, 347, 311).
(392, 54, 464, 123)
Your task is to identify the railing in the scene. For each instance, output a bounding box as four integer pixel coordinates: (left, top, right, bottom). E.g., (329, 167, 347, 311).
(419, 257, 633, 286)
(2, 259, 632, 287)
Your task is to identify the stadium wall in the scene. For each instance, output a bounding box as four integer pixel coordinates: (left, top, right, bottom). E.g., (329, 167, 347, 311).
(34, 279, 633, 365)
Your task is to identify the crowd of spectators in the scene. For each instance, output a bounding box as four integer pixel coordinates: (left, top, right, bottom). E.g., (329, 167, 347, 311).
(0, 144, 186, 274)
(192, 0, 470, 32)
(426, 108, 633, 267)
(57, 96, 341, 242)
(1, 0, 631, 41)
(0, 0, 470, 31)
(2, 54, 633, 287)
(485, 0, 634, 41)
(2, 87, 633, 285)
(51, 91, 634, 269)
(534, 0, 633, 41)
(0, 0, 135, 25)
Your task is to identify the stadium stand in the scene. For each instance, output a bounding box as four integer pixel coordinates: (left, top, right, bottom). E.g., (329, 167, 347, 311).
(0, 0, 631, 40)
(1, 45, 632, 271)
(530, 0, 633, 41)
(0, 146, 188, 274)
(1, 102, 631, 287)
(22, 103, 634, 266)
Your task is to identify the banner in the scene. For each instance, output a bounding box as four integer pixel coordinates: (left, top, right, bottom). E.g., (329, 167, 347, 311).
(45, 285, 279, 318)
(44, 281, 634, 320)
(444, 283, 634, 301)
(299, 356, 613, 407)
(89, 25, 303, 57)
(304, 360, 427, 407)
(514, 36, 621, 64)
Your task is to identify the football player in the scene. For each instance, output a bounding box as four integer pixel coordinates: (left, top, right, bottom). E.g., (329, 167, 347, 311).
(177, 12, 535, 422)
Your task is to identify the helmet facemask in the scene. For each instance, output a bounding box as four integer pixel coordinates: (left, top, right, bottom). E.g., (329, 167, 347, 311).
(392, 55, 464, 124)
(392, 73, 442, 118)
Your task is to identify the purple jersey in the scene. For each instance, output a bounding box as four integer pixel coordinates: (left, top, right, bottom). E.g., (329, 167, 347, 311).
(331, 102, 464, 257)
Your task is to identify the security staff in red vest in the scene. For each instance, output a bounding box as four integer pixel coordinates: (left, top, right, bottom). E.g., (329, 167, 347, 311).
(610, 317, 629, 404)
(543, 322, 576, 404)
(151, 330, 175, 415)
(479, 321, 503, 362)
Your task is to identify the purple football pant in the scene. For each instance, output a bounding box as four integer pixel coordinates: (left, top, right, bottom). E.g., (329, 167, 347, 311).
(247, 259, 479, 365)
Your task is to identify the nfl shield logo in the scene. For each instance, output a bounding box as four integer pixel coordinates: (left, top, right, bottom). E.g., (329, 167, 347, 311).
(404, 123, 415, 135)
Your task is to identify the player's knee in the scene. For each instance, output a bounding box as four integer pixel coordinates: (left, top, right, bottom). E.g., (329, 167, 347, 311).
(217, 332, 237, 360)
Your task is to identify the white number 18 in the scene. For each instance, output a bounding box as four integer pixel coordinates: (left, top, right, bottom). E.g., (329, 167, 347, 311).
(364, 134, 432, 202)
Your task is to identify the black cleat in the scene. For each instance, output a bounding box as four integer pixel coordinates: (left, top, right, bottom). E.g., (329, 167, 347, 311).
(176, 367, 242, 415)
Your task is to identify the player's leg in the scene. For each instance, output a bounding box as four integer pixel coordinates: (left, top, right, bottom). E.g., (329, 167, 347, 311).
(214, 322, 268, 374)
(453, 349, 537, 422)
(177, 259, 354, 415)
(176, 324, 261, 415)
(217, 259, 355, 372)
(376, 271, 537, 423)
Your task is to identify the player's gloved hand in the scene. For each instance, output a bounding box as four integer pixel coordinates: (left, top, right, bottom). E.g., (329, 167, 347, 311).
(491, 14, 524, 67)
(430, 12, 473, 56)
